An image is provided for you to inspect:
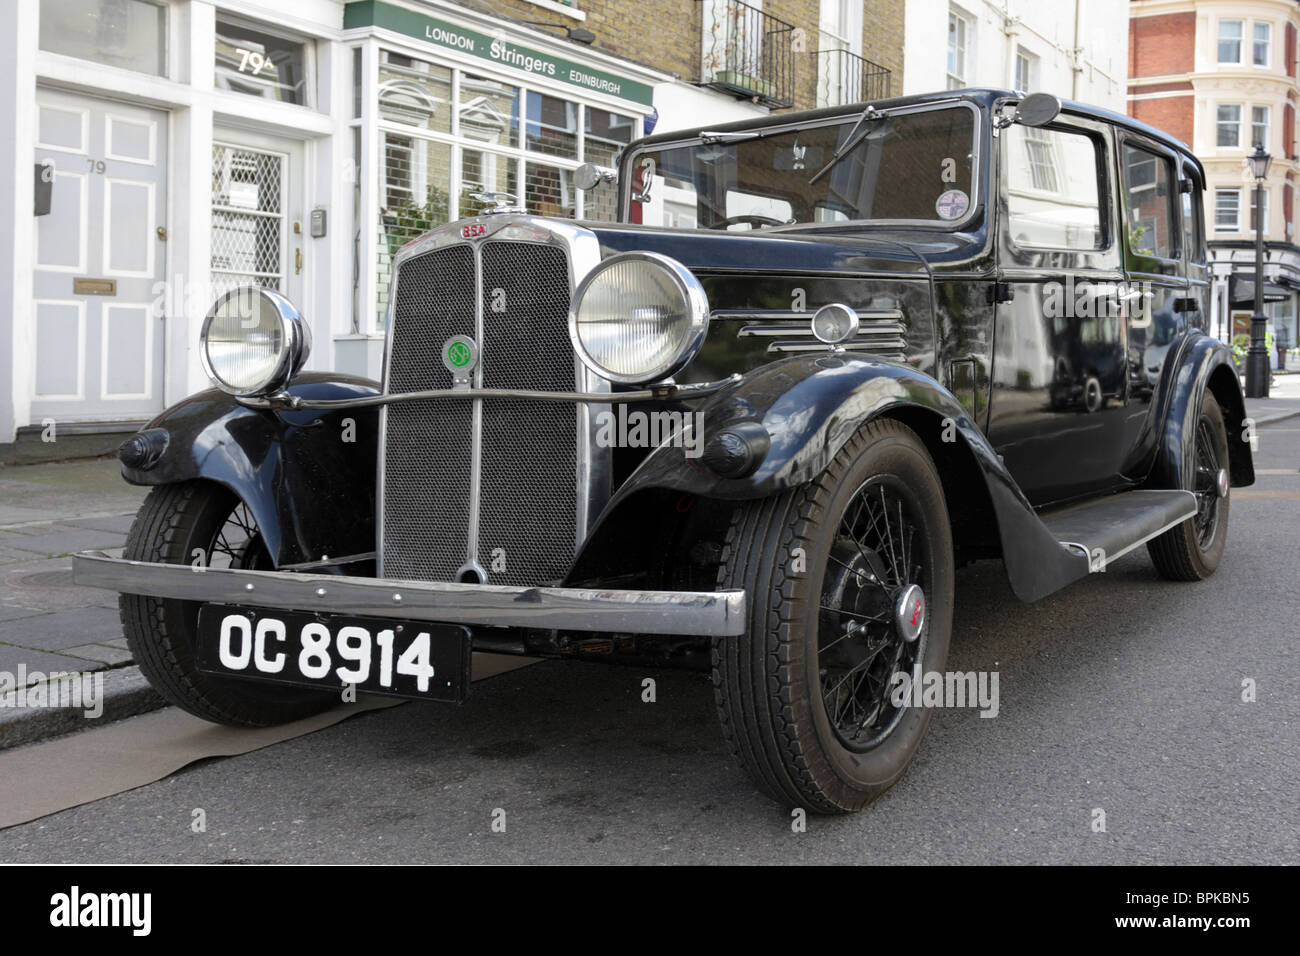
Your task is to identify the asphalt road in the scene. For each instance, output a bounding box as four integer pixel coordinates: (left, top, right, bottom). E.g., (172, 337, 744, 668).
(0, 420, 1295, 864)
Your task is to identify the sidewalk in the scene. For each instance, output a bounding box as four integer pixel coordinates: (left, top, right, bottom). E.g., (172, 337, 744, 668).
(0, 457, 159, 747)
(1243, 369, 1300, 425)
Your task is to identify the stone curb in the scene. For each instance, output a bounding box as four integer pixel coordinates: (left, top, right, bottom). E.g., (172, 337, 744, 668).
(0, 665, 165, 752)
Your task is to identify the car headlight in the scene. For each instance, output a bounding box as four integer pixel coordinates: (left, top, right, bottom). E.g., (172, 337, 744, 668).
(200, 288, 311, 397)
(570, 252, 709, 385)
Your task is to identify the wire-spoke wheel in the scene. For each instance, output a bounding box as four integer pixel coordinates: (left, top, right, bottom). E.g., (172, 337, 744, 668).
(712, 418, 954, 813)
(1148, 392, 1230, 580)
(121, 481, 334, 727)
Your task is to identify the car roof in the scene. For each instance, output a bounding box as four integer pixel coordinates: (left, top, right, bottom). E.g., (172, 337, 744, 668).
(638, 87, 1205, 181)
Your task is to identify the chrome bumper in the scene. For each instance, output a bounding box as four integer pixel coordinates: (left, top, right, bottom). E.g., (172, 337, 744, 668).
(73, 552, 747, 637)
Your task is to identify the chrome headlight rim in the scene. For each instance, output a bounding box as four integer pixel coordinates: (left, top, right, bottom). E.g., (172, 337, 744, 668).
(199, 287, 312, 398)
(569, 251, 710, 386)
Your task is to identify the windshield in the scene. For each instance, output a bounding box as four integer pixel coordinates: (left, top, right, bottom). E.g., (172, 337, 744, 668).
(627, 103, 979, 230)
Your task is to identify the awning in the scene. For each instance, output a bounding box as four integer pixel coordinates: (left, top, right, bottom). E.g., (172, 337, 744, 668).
(1229, 273, 1291, 307)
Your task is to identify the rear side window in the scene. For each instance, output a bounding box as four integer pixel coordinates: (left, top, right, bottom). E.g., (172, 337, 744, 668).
(1004, 124, 1104, 249)
(1122, 143, 1176, 259)
(1182, 169, 1206, 264)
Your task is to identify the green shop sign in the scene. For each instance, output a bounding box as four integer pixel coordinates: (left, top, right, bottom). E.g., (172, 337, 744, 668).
(344, 0, 655, 106)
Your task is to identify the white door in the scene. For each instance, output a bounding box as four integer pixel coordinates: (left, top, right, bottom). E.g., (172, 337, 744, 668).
(32, 89, 168, 422)
(210, 133, 304, 306)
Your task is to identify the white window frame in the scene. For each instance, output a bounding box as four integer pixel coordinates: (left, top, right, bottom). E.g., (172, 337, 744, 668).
(1218, 19, 1244, 64)
(1251, 105, 1271, 150)
(1214, 188, 1241, 232)
(1253, 21, 1272, 68)
(213, 13, 317, 111)
(947, 8, 971, 90)
(1216, 103, 1243, 149)
(1014, 47, 1037, 92)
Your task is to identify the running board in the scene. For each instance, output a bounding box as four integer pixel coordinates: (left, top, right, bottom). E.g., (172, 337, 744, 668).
(1038, 490, 1197, 572)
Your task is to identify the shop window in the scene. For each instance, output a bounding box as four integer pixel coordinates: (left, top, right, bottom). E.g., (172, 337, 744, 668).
(377, 137, 452, 325)
(214, 18, 309, 105)
(460, 149, 519, 217)
(584, 107, 635, 221)
(378, 51, 450, 133)
(523, 162, 575, 218)
(40, 0, 167, 77)
(524, 92, 578, 159)
(459, 74, 520, 148)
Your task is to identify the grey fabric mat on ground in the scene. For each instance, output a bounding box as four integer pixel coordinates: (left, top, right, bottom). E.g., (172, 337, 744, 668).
(0, 653, 535, 830)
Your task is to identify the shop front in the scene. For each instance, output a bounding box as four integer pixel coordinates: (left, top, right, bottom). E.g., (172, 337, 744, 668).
(1, 0, 681, 449)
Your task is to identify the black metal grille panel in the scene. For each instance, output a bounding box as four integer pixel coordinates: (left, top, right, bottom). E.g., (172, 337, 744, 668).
(381, 244, 475, 582)
(379, 238, 578, 587)
(479, 241, 576, 586)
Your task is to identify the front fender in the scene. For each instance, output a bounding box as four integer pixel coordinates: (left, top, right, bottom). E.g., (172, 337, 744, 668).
(594, 355, 1089, 602)
(124, 373, 380, 568)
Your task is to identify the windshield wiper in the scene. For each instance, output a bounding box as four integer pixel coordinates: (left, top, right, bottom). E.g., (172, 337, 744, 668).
(807, 105, 890, 186)
(698, 128, 776, 145)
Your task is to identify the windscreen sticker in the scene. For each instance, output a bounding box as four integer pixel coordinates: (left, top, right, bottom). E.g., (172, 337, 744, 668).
(935, 189, 970, 220)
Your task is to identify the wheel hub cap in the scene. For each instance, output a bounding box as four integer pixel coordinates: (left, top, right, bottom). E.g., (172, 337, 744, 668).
(1216, 467, 1229, 499)
(895, 584, 925, 643)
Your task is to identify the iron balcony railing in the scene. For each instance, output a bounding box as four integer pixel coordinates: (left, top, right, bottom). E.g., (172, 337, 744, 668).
(812, 47, 891, 107)
(698, 0, 795, 108)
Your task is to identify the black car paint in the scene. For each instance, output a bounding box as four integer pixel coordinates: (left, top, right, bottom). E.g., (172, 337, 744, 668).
(122, 88, 1251, 609)
(120, 373, 380, 569)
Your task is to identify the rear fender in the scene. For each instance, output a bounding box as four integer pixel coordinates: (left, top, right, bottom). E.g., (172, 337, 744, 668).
(122, 373, 380, 568)
(1145, 334, 1254, 491)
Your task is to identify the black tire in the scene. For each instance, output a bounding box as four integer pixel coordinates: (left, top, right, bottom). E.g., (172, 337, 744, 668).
(1147, 392, 1230, 580)
(120, 481, 334, 726)
(711, 418, 955, 814)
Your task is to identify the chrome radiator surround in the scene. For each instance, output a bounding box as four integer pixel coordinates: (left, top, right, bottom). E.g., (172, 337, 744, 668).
(376, 217, 610, 586)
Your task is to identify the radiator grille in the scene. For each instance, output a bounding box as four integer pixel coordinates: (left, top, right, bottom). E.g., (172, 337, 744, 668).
(379, 237, 578, 586)
(478, 242, 577, 586)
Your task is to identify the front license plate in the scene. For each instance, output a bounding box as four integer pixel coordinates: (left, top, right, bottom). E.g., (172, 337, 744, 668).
(196, 606, 471, 703)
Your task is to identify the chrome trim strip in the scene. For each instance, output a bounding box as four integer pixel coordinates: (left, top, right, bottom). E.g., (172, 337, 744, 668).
(467, 242, 485, 568)
(73, 552, 748, 637)
(765, 340, 908, 354)
(738, 323, 905, 337)
(242, 379, 735, 411)
(719, 309, 904, 323)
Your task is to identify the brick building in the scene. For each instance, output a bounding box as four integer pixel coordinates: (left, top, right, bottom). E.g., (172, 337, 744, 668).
(1130, 0, 1300, 357)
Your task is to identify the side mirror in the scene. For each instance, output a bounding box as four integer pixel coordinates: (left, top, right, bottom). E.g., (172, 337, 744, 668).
(996, 92, 1063, 129)
(575, 163, 617, 191)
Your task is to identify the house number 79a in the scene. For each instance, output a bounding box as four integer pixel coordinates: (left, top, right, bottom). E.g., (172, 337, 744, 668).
(236, 48, 274, 75)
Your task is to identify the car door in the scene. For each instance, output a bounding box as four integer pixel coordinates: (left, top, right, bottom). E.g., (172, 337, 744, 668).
(986, 116, 1132, 506)
(1114, 135, 1190, 472)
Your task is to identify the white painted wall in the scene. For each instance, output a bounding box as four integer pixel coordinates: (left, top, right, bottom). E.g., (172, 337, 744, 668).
(903, 0, 1130, 111)
(651, 82, 767, 135)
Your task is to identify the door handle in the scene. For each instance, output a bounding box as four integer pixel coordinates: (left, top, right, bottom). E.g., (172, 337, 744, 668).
(295, 248, 302, 275)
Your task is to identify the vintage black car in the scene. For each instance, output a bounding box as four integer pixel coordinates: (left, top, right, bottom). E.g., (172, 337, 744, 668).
(76, 89, 1253, 814)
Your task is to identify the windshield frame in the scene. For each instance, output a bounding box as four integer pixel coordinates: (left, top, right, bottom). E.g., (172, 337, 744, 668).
(621, 98, 986, 233)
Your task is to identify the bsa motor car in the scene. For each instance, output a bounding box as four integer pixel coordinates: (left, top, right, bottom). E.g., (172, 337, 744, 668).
(76, 90, 1252, 813)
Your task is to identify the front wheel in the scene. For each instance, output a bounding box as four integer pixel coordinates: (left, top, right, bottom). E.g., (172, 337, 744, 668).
(120, 481, 334, 726)
(711, 419, 955, 813)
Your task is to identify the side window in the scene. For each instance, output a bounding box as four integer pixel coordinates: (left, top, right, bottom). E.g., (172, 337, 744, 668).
(1121, 143, 1175, 260)
(1181, 169, 1206, 265)
(1004, 124, 1103, 249)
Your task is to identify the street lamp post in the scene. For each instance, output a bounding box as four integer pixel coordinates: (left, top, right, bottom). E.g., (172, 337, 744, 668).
(1246, 144, 1272, 398)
